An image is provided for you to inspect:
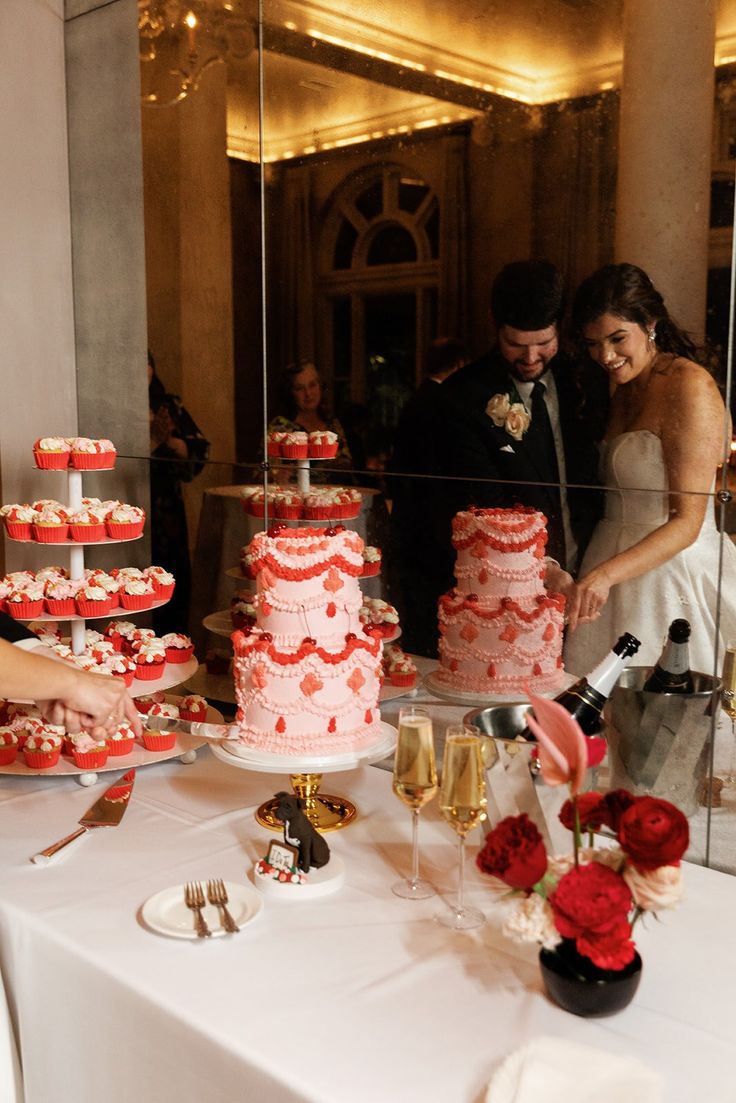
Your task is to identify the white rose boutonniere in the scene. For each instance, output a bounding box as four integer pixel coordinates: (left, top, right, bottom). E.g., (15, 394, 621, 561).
(486, 393, 531, 441)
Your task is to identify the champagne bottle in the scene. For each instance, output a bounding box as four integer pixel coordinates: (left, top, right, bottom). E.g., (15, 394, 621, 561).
(521, 632, 641, 738)
(643, 619, 694, 694)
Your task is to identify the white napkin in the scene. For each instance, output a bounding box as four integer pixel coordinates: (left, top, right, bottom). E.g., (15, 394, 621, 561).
(485, 1035, 663, 1103)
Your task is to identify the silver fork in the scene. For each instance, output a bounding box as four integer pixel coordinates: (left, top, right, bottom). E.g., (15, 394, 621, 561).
(207, 878, 239, 934)
(184, 881, 211, 938)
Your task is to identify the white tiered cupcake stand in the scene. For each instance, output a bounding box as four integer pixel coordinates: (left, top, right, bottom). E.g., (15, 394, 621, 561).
(1, 454, 209, 783)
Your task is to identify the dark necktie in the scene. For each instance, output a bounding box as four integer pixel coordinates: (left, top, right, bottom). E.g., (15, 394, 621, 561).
(531, 380, 560, 483)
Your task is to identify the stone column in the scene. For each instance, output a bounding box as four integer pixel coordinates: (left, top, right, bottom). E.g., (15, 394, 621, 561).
(615, 0, 716, 338)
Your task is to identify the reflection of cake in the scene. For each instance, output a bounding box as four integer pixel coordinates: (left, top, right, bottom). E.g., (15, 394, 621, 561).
(231, 525, 383, 756)
(436, 508, 565, 695)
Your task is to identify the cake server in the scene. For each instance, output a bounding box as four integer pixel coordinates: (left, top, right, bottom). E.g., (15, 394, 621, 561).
(31, 768, 136, 865)
(139, 715, 238, 741)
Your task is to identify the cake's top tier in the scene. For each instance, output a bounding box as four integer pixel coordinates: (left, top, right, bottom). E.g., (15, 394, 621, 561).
(248, 525, 365, 580)
(452, 507, 548, 597)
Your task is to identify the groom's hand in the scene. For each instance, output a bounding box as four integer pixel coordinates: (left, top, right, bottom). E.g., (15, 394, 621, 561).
(566, 567, 612, 632)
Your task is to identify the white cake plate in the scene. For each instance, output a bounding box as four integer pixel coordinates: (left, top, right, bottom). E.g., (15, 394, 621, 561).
(423, 669, 574, 706)
(210, 720, 396, 775)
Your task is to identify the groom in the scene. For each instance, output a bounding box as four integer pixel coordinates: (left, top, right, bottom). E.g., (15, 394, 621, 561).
(445, 260, 608, 573)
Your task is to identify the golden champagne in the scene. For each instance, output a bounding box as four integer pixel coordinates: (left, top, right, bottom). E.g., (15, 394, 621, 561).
(393, 717, 438, 810)
(439, 733, 487, 839)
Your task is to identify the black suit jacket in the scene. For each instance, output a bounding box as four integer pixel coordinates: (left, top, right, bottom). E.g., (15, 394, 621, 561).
(444, 349, 609, 570)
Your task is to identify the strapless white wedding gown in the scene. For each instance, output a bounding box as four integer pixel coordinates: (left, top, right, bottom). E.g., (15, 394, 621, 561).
(564, 429, 736, 676)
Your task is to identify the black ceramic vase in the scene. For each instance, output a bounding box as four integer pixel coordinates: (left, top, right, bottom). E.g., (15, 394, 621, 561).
(539, 939, 642, 1017)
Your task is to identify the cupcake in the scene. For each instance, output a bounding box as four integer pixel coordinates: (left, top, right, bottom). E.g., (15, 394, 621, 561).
(35, 565, 68, 583)
(302, 490, 332, 520)
(126, 627, 157, 653)
(230, 594, 256, 631)
(105, 504, 145, 540)
(69, 732, 109, 770)
(383, 646, 417, 688)
(241, 487, 270, 518)
(23, 728, 63, 769)
(273, 490, 303, 520)
(104, 619, 138, 652)
(100, 652, 136, 686)
(0, 728, 18, 766)
(87, 571, 120, 607)
(239, 546, 257, 579)
(68, 506, 106, 542)
(280, 431, 309, 460)
(160, 632, 195, 664)
(267, 431, 288, 457)
(149, 702, 180, 721)
(308, 430, 339, 459)
(134, 639, 166, 681)
(119, 577, 154, 611)
(142, 702, 179, 751)
(33, 437, 71, 470)
(135, 691, 166, 714)
(361, 546, 382, 577)
(332, 488, 362, 520)
(32, 506, 69, 543)
(179, 694, 207, 722)
(2, 504, 37, 541)
(44, 577, 80, 617)
(69, 437, 117, 470)
(107, 721, 136, 756)
(75, 583, 114, 619)
(6, 584, 44, 620)
(360, 597, 400, 638)
(144, 566, 175, 601)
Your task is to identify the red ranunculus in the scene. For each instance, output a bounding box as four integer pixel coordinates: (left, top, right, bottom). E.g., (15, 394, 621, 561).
(585, 735, 607, 768)
(476, 813, 548, 890)
(559, 791, 607, 832)
(549, 862, 633, 968)
(617, 796, 690, 871)
(600, 789, 636, 832)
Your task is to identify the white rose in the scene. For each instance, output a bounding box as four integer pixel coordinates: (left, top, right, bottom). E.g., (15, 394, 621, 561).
(486, 393, 511, 426)
(505, 402, 532, 441)
(503, 893, 560, 950)
(623, 860, 683, 911)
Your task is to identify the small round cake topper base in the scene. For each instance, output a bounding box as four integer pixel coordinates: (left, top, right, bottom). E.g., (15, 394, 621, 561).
(256, 774, 357, 832)
(252, 853, 346, 898)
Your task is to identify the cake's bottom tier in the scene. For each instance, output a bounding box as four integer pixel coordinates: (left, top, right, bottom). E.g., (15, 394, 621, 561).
(437, 595, 565, 694)
(232, 646, 382, 756)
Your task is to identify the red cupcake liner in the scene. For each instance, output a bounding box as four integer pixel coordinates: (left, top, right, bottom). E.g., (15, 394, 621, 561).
(0, 746, 18, 766)
(33, 451, 69, 470)
(15, 730, 29, 750)
(389, 673, 416, 687)
(45, 598, 76, 617)
(72, 748, 110, 769)
(62, 737, 75, 756)
(280, 444, 309, 459)
(142, 730, 176, 752)
(307, 445, 338, 459)
(112, 670, 135, 687)
(243, 500, 265, 518)
(70, 452, 115, 470)
(135, 660, 165, 681)
(267, 441, 282, 457)
(7, 599, 44, 619)
(106, 522, 144, 540)
(331, 503, 361, 519)
(302, 506, 332, 520)
(5, 521, 32, 540)
(165, 645, 194, 664)
(0, 599, 6, 614)
(134, 697, 159, 713)
(180, 708, 207, 723)
(76, 598, 114, 618)
(151, 581, 175, 601)
(32, 524, 70, 543)
(274, 504, 302, 519)
(108, 737, 135, 756)
(24, 749, 61, 769)
(360, 562, 381, 577)
(120, 592, 154, 611)
(69, 523, 106, 542)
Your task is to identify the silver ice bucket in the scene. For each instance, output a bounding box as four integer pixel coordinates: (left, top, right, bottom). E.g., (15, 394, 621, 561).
(464, 703, 596, 787)
(608, 667, 721, 817)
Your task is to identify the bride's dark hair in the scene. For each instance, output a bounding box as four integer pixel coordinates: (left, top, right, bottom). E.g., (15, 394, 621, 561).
(571, 263, 698, 360)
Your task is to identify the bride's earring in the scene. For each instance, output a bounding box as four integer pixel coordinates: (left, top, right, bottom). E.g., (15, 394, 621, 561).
(647, 328, 656, 343)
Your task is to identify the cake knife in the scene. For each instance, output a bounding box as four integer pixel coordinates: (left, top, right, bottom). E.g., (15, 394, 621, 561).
(31, 768, 136, 865)
(139, 715, 238, 741)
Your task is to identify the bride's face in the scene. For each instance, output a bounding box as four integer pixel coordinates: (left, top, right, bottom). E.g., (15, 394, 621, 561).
(582, 312, 653, 385)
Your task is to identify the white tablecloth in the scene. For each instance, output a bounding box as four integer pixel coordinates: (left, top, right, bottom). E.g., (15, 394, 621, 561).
(1, 742, 735, 1103)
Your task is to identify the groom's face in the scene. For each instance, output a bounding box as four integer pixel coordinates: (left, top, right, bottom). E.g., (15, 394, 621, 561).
(498, 324, 559, 383)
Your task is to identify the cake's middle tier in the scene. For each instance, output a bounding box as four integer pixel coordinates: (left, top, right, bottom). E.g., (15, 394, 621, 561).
(254, 578, 363, 645)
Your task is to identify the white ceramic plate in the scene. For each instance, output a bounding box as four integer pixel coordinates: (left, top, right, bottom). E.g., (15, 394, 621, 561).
(210, 720, 397, 774)
(141, 881, 262, 939)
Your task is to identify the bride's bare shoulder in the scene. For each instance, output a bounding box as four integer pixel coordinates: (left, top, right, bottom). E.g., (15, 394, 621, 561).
(656, 356, 722, 401)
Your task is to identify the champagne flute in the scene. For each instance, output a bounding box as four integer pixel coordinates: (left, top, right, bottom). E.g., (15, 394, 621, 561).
(436, 726, 487, 930)
(392, 705, 437, 899)
(721, 643, 736, 784)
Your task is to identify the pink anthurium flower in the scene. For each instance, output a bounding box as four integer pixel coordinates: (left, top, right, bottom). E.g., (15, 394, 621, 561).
(525, 691, 588, 795)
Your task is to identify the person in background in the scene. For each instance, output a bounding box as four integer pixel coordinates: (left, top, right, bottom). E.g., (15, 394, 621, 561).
(387, 338, 468, 657)
(148, 351, 210, 635)
(269, 360, 353, 481)
(445, 260, 608, 575)
(562, 263, 736, 673)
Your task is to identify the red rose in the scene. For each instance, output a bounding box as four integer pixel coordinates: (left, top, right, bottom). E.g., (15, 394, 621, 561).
(559, 792, 607, 832)
(600, 789, 636, 832)
(550, 863, 633, 968)
(476, 813, 548, 890)
(585, 736, 607, 768)
(617, 796, 689, 871)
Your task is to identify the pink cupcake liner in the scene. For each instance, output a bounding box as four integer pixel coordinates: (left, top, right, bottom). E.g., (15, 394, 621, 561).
(72, 748, 110, 769)
(119, 592, 153, 611)
(70, 452, 116, 470)
(142, 730, 176, 752)
(69, 523, 106, 542)
(23, 749, 61, 769)
(76, 598, 114, 618)
(5, 521, 32, 541)
(0, 746, 18, 766)
(135, 660, 165, 681)
(32, 524, 70, 543)
(107, 737, 135, 756)
(307, 445, 338, 459)
(280, 444, 309, 459)
(151, 582, 175, 601)
(7, 599, 44, 619)
(34, 451, 69, 470)
(106, 522, 144, 541)
(45, 598, 76, 617)
(165, 646, 194, 664)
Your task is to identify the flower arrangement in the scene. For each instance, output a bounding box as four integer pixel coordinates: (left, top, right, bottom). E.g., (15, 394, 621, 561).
(485, 392, 531, 440)
(476, 692, 689, 974)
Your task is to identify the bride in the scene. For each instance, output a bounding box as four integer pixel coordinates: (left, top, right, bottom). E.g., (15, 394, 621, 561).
(559, 263, 736, 675)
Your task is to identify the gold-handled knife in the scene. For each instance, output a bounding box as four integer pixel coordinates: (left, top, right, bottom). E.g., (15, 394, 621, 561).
(31, 768, 136, 865)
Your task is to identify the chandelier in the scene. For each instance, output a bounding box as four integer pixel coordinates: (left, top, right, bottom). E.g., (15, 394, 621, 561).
(138, 1, 255, 107)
